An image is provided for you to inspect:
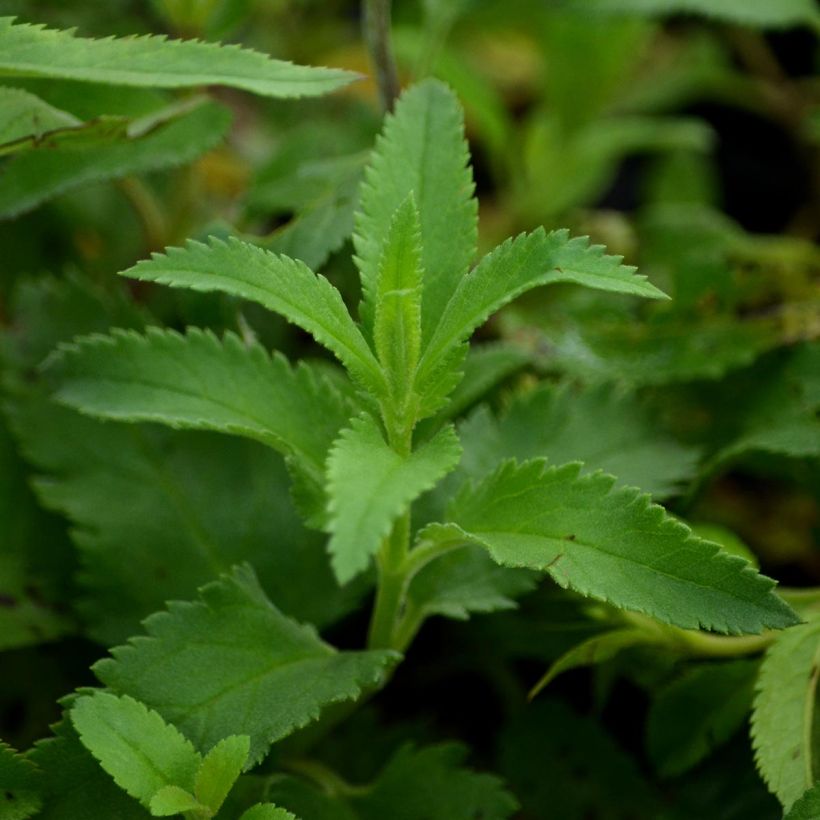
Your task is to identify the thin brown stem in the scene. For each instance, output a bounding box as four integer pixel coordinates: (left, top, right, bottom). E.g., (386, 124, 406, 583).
(363, 0, 400, 112)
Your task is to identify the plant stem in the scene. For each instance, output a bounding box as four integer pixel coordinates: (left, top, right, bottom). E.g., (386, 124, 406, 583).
(368, 511, 410, 649)
(363, 0, 400, 112)
(118, 176, 167, 251)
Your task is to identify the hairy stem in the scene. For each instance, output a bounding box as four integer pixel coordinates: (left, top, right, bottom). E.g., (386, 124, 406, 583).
(363, 0, 400, 112)
(368, 511, 410, 649)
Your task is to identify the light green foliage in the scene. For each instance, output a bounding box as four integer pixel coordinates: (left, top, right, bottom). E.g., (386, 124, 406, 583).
(647, 660, 759, 776)
(426, 460, 797, 633)
(48, 327, 351, 496)
(239, 806, 298, 820)
(71, 692, 201, 806)
(456, 382, 699, 498)
(325, 416, 462, 582)
(94, 565, 398, 765)
(786, 783, 820, 820)
(354, 79, 477, 340)
(149, 785, 207, 816)
(0, 16, 357, 97)
(0, 86, 79, 153)
(194, 735, 250, 815)
(574, 0, 820, 28)
(121, 238, 385, 393)
(753, 620, 820, 810)
(0, 742, 42, 820)
(373, 196, 424, 430)
(0, 99, 230, 218)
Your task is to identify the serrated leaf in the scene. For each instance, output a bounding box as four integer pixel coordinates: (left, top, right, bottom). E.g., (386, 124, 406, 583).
(431, 460, 798, 633)
(239, 806, 298, 820)
(0, 16, 357, 98)
(0, 99, 230, 219)
(355, 79, 477, 340)
(325, 415, 462, 582)
(529, 627, 654, 698)
(71, 692, 202, 806)
(47, 327, 351, 496)
(416, 228, 667, 404)
(786, 783, 820, 820)
(647, 659, 759, 777)
(373, 195, 424, 423)
(149, 786, 206, 817)
(194, 735, 250, 814)
(94, 565, 398, 766)
(0, 742, 42, 820)
(26, 720, 151, 820)
(753, 620, 820, 810)
(120, 238, 385, 394)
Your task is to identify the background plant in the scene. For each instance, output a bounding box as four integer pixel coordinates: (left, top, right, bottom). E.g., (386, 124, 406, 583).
(1, 1, 819, 818)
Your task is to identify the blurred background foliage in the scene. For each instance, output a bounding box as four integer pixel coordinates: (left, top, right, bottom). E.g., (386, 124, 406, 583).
(0, 1, 818, 817)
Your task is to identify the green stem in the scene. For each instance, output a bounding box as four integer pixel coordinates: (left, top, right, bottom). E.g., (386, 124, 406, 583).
(283, 757, 370, 798)
(117, 176, 167, 251)
(363, 0, 400, 112)
(367, 512, 410, 649)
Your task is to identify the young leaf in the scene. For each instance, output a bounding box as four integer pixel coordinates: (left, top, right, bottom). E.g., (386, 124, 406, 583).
(47, 327, 350, 495)
(120, 238, 385, 393)
(94, 565, 398, 765)
(785, 783, 820, 820)
(325, 416, 462, 582)
(415, 228, 667, 402)
(0, 16, 357, 98)
(194, 735, 250, 815)
(355, 79, 477, 339)
(149, 786, 207, 817)
(0, 99, 230, 219)
(753, 620, 820, 810)
(71, 692, 202, 806)
(373, 195, 424, 421)
(426, 460, 798, 633)
(0, 741, 42, 820)
(239, 805, 298, 820)
(647, 660, 759, 778)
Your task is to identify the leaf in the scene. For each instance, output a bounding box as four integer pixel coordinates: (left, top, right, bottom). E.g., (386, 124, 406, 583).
(0, 742, 42, 820)
(0, 16, 357, 97)
(194, 735, 250, 815)
(647, 660, 759, 777)
(149, 786, 206, 816)
(325, 415, 462, 582)
(457, 382, 699, 498)
(753, 620, 820, 810)
(0, 86, 79, 153)
(786, 783, 820, 820)
(430, 460, 798, 633)
(47, 327, 351, 495)
(529, 627, 654, 698)
(26, 720, 151, 820)
(0, 99, 230, 218)
(71, 692, 202, 806)
(355, 79, 477, 340)
(239, 806, 298, 820)
(574, 0, 820, 28)
(120, 238, 385, 393)
(416, 228, 667, 403)
(373, 195, 424, 422)
(94, 565, 398, 766)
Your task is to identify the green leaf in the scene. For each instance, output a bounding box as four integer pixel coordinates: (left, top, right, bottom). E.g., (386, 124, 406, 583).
(94, 565, 398, 765)
(194, 735, 250, 815)
(529, 627, 654, 698)
(574, 0, 820, 28)
(753, 620, 820, 810)
(0, 85, 79, 153)
(71, 692, 202, 806)
(47, 327, 352, 497)
(786, 783, 820, 820)
(325, 416, 462, 582)
(0, 99, 230, 218)
(373, 195, 424, 423)
(0, 16, 357, 97)
(121, 238, 385, 393)
(149, 786, 206, 817)
(0, 742, 42, 820)
(457, 383, 699, 499)
(416, 228, 667, 403)
(355, 79, 477, 340)
(430, 460, 798, 633)
(239, 806, 298, 820)
(647, 660, 759, 777)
